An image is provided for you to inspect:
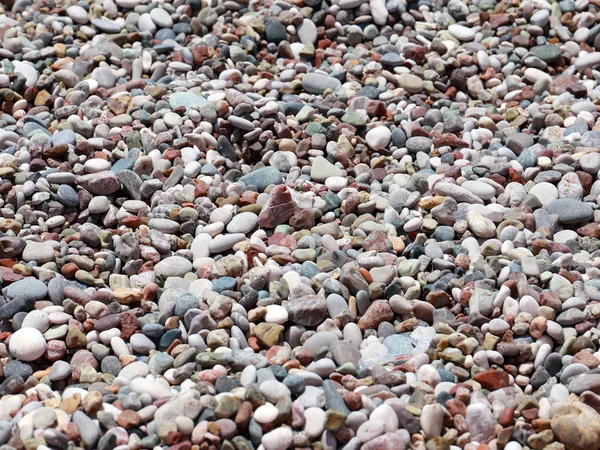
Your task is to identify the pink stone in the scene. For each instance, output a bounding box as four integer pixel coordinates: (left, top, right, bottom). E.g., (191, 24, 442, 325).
(363, 230, 392, 252)
(258, 185, 295, 228)
(76, 171, 120, 195)
(70, 349, 99, 369)
(360, 433, 407, 450)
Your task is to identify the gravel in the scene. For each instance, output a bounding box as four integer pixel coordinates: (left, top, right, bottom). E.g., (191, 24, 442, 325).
(0, 0, 600, 449)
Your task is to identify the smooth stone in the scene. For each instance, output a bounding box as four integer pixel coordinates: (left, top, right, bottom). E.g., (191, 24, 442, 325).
(547, 199, 594, 224)
(310, 156, 345, 182)
(9, 327, 47, 361)
(365, 127, 392, 149)
(22, 242, 55, 264)
(302, 73, 342, 94)
(226, 212, 258, 234)
(6, 278, 48, 301)
(154, 256, 193, 278)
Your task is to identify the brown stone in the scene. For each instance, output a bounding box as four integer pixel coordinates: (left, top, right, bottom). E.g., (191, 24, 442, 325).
(357, 300, 394, 331)
(114, 287, 143, 304)
(529, 317, 547, 339)
(289, 208, 315, 229)
(60, 394, 81, 414)
(234, 401, 253, 434)
(66, 328, 87, 348)
(572, 351, 600, 369)
(426, 290, 452, 308)
(473, 369, 510, 391)
(82, 391, 103, 415)
(539, 291, 562, 314)
(253, 322, 283, 348)
(116, 410, 141, 428)
(551, 402, 600, 450)
(577, 223, 600, 238)
(76, 171, 120, 195)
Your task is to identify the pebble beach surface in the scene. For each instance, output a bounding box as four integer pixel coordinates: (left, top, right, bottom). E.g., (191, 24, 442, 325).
(1, 0, 600, 450)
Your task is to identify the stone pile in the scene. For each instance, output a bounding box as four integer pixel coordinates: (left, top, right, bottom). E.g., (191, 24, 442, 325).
(0, 0, 600, 449)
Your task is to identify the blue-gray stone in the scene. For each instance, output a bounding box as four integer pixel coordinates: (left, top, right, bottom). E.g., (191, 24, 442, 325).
(174, 294, 199, 319)
(380, 53, 403, 67)
(530, 45, 562, 63)
(239, 166, 283, 192)
(384, 333, 415, 356)
(159, 328, 182, 350)
(148, 352, 174, 374)
(517, 149, 537, 169)
(91, 18, 122, 33)
(265, 18, 287, 44)
(201, 164, 218, 175)
(6, 278, 48, 301)
(57, 184, 79, 207)
(100, 356, 121, 376)
(391, 128, 406, 147)
(142, 323, 164, 339)
(212, 277, 236, 293)
(155, 29, 176, 41)
(73, 411, 100, 450)
(283, 374, 305, 395)
(434, 226, 455, 242)
(301, 73, 341, 95)
(0, 298, 35, 320)
(111, 158, 135, 174)
(300, 261, 320, 279)
(437, 369, 456, 382)
(169, 92, 207, 111)
(547, 199, 594, 224)
(3, 360, 33, 379)
(582, 131, 600, 147)
(52, 130, 75, 146)
(23, 122, 49, 138)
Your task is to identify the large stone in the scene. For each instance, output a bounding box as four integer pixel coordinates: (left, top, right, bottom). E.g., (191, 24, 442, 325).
(258, 185, 296, 228)
(22, 241, 55, 264)
(169, 92, 207, 111)
(9, 327, 47, 362)
(302, 73, 341, 94)
(547, 199, 594, 224)
(551, 402, 600, 450)
(310, 156, 345, 182)
(76, 171, 120, 195)
(0, 237, 25, 258)
(6, 278, 48, 301)
(154, 256, 193, 278)
(287, 295, 327, 327)
(239, 167, 283, 192)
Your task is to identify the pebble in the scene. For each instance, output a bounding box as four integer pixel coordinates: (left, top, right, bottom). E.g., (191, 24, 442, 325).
(0, 0, 598, 448)
(9, 328, 47, 361)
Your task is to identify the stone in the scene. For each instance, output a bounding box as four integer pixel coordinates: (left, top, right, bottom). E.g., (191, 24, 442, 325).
(310, 156, 345, 181)
(239, 167, 283, 192)
(551, 402, 600, 450)
(365, 127, 392, 149)
(287, 295, 328, 327)
(258, 185, 296, 228)
(154, 256, 193, 278)
(302, 73, 342, 94)
(6, 278, 48, 301)
(22, 242, 55, 264)
(398, 73, 423, 93)
(547, 199, 594, 224)
(227, 212, 258, 234)
(448, 24, 476, 40)
(9, 328, 47, 362)
(169, 92, 207, 111)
